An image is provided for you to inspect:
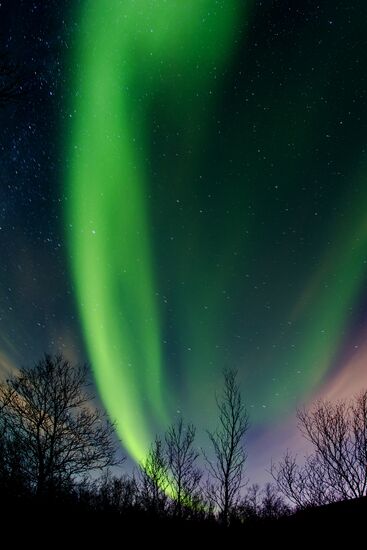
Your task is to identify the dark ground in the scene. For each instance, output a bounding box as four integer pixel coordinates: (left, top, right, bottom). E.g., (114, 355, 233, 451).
(1, 496, 365, 546)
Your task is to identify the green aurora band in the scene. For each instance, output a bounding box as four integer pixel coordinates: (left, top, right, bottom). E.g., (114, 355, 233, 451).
(67, 0, 367, 464)
(67, 0, 246, 463)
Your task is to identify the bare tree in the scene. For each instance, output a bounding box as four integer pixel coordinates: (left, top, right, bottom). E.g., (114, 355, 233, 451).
(260, 482, 290, 519)
(165, 418, 202, 518)
(352, 391, 367, 488)
(297, 392, 367, 500)
(237, 482, 289, 522)
(271, 451, 336, 508)
(0, 418, 29, 501)
(139, 436, 168, 515)
(205, 369, 249, 525)
(0, 354, 120, 497)
(272, 390, 367, 507)
(96, 469, 138, 512)
(236, 483, 262, 521)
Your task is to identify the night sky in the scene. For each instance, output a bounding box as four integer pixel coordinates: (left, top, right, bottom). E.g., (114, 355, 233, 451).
(1, 0, 367, 481)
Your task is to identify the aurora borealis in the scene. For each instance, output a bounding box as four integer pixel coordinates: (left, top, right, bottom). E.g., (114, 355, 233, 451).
(67, 0, 246, 464)
(1, 0, 367, 478)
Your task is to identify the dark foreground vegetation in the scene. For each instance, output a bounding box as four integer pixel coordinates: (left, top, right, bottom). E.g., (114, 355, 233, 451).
(0, 354, 366, 542)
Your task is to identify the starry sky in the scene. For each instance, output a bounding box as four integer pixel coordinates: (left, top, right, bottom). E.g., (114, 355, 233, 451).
(1, 0, 367, 480)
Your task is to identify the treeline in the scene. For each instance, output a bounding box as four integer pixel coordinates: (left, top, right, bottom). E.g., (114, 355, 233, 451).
(0, 354, 366, 530)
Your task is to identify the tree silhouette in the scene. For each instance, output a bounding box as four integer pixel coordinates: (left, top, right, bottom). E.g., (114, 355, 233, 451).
(96, 469, 138, 513)
(0, 354, 120, 497)
(238, 483, 262, 521)
(235, 482, 289, 523)
(205, 369, 249, 525)
(272, 390, 367, 506)
(0, 413, 29, 501)
(260, 483, 290, 519)
(139, 436, 168, 516)
(165, 418, 202, 518)
(271, 450, 336, 508)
